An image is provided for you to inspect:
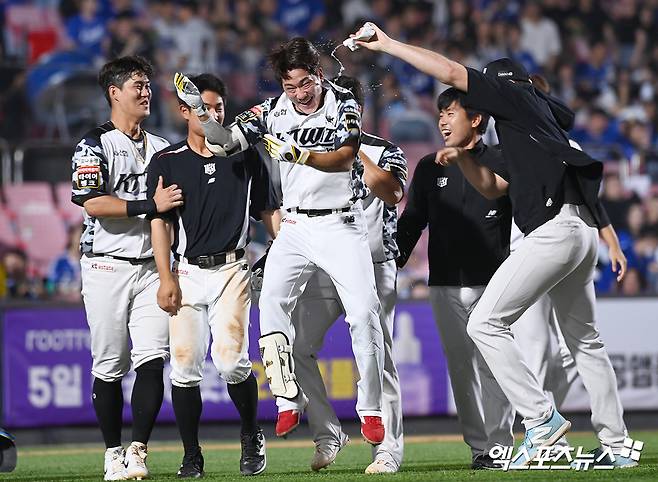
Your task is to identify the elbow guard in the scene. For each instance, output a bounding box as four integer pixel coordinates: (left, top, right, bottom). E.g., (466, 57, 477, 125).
(202, 120, 247, 156)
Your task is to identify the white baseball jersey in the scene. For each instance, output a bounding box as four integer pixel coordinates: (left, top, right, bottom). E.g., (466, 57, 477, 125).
(360, 133, 408, 262)
(233, 81, 367, 209)
(71, 121, 169, 258)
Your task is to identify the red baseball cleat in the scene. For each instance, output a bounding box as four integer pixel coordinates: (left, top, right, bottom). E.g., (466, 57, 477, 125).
(275, 410, 302, 437)
(361, 416, 385, 445)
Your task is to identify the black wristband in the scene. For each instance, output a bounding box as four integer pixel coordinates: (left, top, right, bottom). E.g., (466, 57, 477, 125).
(127, 199, 157, 217)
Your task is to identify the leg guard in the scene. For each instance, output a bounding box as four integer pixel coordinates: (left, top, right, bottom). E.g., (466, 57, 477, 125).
(259, 332, 300, 400)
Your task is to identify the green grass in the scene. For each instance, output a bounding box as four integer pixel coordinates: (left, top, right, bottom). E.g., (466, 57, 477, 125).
(6, 431, 657, 481)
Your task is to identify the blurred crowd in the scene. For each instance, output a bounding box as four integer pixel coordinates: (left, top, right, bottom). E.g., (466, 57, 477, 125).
(1, 0, 658, 299)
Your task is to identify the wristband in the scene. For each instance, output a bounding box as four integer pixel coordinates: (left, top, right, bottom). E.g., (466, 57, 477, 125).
(127, 199, 157, 217)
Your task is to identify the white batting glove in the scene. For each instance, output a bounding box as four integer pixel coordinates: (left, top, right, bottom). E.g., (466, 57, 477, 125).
(173, 72, 207, 117)
(263, 134, 310, 165)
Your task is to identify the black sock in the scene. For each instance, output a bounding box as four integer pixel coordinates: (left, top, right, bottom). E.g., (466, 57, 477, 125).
(131, 358, 164, 444)
(92, 378, 123, 448)
(172, 385, 202, 455)
(227, 372, 259, 435)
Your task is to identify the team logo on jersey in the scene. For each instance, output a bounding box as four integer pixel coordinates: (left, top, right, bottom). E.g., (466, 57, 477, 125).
(204, 163, 216, 175)
(437, 177, 448, 188)
(273, 109, 287, 117)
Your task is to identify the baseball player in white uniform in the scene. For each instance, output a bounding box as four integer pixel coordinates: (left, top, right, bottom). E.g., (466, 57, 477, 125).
(174, 37, 386, 445)
(71, 56, 181, 481)
(290, 75, 407, 474)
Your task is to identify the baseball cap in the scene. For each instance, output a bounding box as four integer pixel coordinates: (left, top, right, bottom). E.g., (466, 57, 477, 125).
(483, 58, 530, 82)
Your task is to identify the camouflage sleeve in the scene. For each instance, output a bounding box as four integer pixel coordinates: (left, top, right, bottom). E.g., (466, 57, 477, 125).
(232, 97, 276, 146)
(379, 143, 408, 188)
(71, 133, 110, 207)
(334, 96, 361, 150)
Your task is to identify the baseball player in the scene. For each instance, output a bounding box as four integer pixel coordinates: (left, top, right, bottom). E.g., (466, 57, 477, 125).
(174, 37, 386, 444)
(289, 75, 407, 474)
(71, 55, 181, 481)
(0, 428, 16, 472)
(355, 24, 633, 465)
(397, 87, 514, 470)
(150, 73, 279, 477)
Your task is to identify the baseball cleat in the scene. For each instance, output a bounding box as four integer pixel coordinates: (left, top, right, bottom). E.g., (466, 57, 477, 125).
(0, 427, 17, 473)
(177, 447, 204, 478)
(240, 429, 266, 476)
(310, 433, 349, 471)
(364, 457, 398, 474)
(512, 409, 571, 467)
(275, 410, 302, 437)
(360, 416, 385, 445)
(471, 453, 502, 470)
(104, 446, 127, 481)
(125, 442, 148, 480)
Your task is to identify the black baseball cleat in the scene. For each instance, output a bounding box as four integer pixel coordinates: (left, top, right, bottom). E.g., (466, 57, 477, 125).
(240, 429, 266, 476)
(471, 453, 502, 470)
(177, 447, 204, 478)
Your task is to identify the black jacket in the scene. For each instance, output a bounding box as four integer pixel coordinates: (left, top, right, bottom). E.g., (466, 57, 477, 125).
(463, 68, 609, 235)
(397, 141, 512, 286)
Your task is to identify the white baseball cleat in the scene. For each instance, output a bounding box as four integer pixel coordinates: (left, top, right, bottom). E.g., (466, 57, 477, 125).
(104, 446, 127, 481)
(365, 457, 399, 474)
(310, 433, 349, 471)
(125, 442, 149, 480)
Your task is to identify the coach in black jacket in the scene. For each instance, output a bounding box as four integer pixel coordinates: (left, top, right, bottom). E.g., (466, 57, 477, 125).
(397, 88, 513, 470)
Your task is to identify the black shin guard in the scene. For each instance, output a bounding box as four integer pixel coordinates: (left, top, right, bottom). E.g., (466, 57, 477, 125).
(172, 385, 202, 455)
(92, 378, 124, 448)
(131, 358, 165, 444)
(227, 372, 259, 435)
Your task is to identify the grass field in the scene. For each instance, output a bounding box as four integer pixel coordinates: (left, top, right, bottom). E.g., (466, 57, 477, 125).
(5, 430, 657, 481)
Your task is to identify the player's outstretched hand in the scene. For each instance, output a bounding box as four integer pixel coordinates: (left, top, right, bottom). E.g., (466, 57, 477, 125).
(609, 244, 628, 282)
(435, 147, 466, 166)
(173, 72, 207, 117)
(157, 276, 182, 315)
(154, 176, 184, 212)
(263, 134, 310, 165)
(352, 22, 391, 52)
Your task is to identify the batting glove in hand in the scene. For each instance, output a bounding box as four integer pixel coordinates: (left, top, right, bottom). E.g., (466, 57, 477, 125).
(174, 72, 207, 117)
(263, 134, 310, 165)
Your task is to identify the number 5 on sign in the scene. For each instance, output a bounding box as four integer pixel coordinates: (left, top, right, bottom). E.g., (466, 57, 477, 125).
(28, 365, 83, 409)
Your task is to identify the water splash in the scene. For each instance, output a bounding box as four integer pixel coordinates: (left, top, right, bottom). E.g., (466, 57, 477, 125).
(330, 44, 347, 78)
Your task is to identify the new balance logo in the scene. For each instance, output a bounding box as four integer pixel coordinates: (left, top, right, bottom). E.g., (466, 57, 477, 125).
(546, 198, 553, 207)
(486, 210, 498, 218)
(529, 426, 553, 447)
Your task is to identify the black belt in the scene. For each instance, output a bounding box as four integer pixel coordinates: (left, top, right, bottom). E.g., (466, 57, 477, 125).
(286, 207, 351, 217)
(85, 253, 153, 265)
(175, 248, 245, 269)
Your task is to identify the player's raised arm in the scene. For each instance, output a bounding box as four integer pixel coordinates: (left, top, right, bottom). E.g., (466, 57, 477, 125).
(352, 23, 468, 92)
(174, 72, 251, 155)
(436, 147, 509, 200)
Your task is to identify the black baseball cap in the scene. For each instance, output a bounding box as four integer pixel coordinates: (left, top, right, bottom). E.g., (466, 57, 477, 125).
(483, 58, 530, 82)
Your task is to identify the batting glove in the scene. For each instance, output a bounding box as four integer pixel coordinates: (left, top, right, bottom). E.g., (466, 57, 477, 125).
(173, 72, 207, 117)
(263, 134, 310, 165)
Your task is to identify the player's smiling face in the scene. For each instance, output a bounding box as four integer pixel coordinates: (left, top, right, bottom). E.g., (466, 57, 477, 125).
(113, 72, 151, 121)
(439, 101, 477, 148)
(282, 69, 324, 114)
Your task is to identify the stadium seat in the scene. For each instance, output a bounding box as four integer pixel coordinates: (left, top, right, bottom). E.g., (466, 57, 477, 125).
(0, 208, 19, 248)
(3, 182, 55, 217)
(55, 182, 84, 225)
(15, 212, 67, 273)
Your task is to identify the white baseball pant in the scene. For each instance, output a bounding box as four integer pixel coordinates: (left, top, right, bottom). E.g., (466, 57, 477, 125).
(292, 260, 403, 467)
(468, 204, 628, 448)
(512, 294, 578, 409)
(261, 206, 384, 416)
(169, 258, 252, 387)
(428, 286, 514, 458)
(80, 256, 169, 382)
